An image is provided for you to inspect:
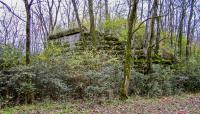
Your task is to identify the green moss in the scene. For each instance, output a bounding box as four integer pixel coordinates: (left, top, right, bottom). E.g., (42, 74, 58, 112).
(134, 58, 173, 65)
(48, 28, 80, 40)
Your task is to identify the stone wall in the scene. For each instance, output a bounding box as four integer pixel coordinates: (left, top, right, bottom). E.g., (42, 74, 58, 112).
(50, 30, 176, 73)
(75, 33, 125, 56)
(53, 33, 81, 48)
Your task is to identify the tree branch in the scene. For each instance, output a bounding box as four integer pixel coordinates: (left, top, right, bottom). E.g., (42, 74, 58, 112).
(133, 13, 169, 34)
(0, 1, 26, 22)
(150, 38, 166, 48)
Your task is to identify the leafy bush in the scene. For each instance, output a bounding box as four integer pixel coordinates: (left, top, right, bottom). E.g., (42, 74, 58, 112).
(129, 57, 200, 97)
(66, 50, 122, 98)
(0, 64, 72, 107)
(102, 18, 145, 48)
(171, 58, 200, 93)
(0, 45, 24, 70)
(129, 64, 174, 97)
(0, 48, 123, 106)
(1, 42, 200, 107)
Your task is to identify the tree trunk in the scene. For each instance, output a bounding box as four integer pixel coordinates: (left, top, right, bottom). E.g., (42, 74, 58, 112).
(104, 0, 110, 33)
(72, 0, 81, 29)
(140, 0, 143, 20)
(88, 0, 97, 48)
(98, 0, 102, 32)
(146, 0, 158, 74)
(186, 0, 195, 60)
(155, 0, 161, 55)
(23, 0, 33, 65)
(191, 14, 196, 55)
(120, 0, 138, 100)
(169, 0, 174, 47)
(178, 0, 186, 59)
(143, 0, 151, 54)
(47, 0, 54, 33)
(105, 0, 110, 20)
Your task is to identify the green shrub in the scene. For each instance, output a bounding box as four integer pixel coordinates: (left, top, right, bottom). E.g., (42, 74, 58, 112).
(102, 18, 145, 48)
(0, 66, 35, 106)
(0, 63, 71, 106)
(129, 58, 200, 97)
(0, 49, 123, 106)
(171, 58, 200, 93)
(129, 64, 174, 97)
(2, 42, 200, 107)
(66, 50, 122, 98)
(0, 45, 24, 69)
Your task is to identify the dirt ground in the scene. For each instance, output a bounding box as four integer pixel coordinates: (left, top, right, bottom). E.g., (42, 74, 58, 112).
(1, 94, 200, 114)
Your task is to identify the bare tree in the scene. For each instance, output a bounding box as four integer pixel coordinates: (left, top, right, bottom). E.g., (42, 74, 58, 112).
(0, 1, 26, 22)
(105, 0, 110, 20)
(146, 0, 158, 74)
(169, 0, 175, 47)
(140, 0, 143, 20)
(155, 0, 161, 55)
(88, 0, 97, 48)
(72, 0, 81, 29)
(143, 0, 151, 54)
(46, 0, 61, 34)
(177, 0, 187, 58)
(23, 0, 34, 65)
(186, 0, 195, 60)
(34, 0, 49, 46)
(0, 8, 14, 45)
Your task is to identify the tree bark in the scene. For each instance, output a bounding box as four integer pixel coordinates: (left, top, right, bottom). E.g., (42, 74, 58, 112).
(88, 0, 97, 48)
(143, 0, 151, 54)
(98, 0, 102, 32)
(169, 0, 174, 47)
(23, 0, 33, 65)
(140, 0, 143, 20)
(146, 0, 158, 74)
(120, 0, 138, 100)
(72, 0, 81, 29)
(155, 0, 161, 55)
(105, 0, 110, 20)
(186, 0, 195, 60)
(47, 0, 61, 34)
(178, 0, 186, 58)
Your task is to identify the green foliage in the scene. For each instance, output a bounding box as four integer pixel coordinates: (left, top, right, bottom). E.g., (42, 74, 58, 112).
(130, 64, 174, 97)
(134, 22, 145, 48)
(1, 39, 200, 107)
(66, 50, 122, 98)
(171, 57, 200, 93)
(102, 18, 127, 41)
(0, 64, 71, 106)
(159, 31, 187, 57)
(0, 45, 123, 106)
(0, 21, 200, 114)
(82, 20, 90, 30)
(0, 45, 24, 69)
(52, 25, 63, 34)
(102, 18, 145, 49)
(0, 66, 35, 106)
(33, 43, 68, 64)
(130, 59, 200, 97)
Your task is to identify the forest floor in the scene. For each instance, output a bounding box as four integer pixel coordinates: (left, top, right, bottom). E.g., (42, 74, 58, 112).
(1, 94, 200, 114)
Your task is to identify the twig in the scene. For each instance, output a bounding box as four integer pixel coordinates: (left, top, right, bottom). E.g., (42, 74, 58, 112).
(150, 38, 166, 48)
(0, 1, 26, 22)
(133, 14, 168, 34)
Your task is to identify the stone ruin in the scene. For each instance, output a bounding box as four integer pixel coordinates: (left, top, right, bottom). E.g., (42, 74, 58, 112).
(48, 28, 125, 56)
(49, 28, 176, 73)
